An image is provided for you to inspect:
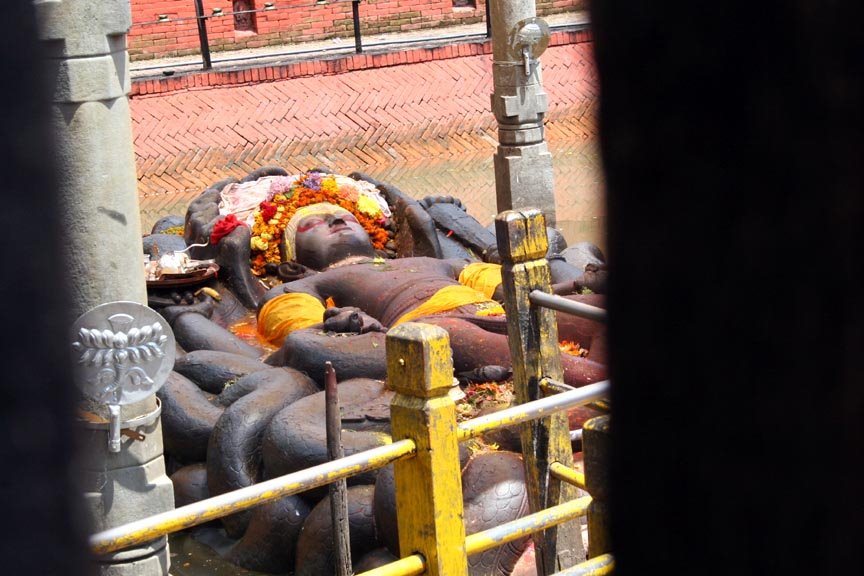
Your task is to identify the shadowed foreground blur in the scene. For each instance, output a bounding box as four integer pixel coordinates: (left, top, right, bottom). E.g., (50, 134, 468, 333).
(595, 2, 864, 574)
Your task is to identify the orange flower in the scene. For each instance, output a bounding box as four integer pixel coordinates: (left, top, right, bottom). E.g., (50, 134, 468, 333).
(248, 172, 391, 275)
(559, 340, 589, 357)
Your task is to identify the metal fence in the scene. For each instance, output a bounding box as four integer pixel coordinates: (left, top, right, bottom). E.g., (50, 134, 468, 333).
(90, 209, 612, 575)
(133, 0, 493, 71)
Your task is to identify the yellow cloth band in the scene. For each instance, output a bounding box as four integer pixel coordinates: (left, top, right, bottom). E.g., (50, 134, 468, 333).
(393, 284, 504, 326)
(257, 292, 326, 346)
(458, 262, 503, 299)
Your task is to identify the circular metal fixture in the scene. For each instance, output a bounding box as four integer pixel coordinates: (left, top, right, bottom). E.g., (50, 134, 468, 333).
(71, 301, 175, 406)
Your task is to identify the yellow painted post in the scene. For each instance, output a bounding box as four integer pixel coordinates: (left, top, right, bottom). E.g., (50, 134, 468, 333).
(495, 209, 584, 574)
(583, 415, 611, 558)
(387, 323, 468, 576)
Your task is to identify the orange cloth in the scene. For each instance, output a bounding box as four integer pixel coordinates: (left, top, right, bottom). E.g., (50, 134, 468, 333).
(257, 292, 326, 346)
(458, 262, 503, 299)
(393, 284, 504, 326)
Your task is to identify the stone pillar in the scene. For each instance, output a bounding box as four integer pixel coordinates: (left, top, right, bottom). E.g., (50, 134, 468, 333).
(490, 0, 557, 227)
(33, 2, 174, 575)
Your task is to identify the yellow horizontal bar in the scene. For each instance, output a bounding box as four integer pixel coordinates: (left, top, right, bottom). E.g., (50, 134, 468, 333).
(90, 439, 416, 556)
(354, 553, 426, 576)
(459, 381, 610, 441)
(552, 553, 614, 575)
(550, 461, 587, 491)
(464, 495, 592, 556)
(540, 378, 573, 394)
(588, 400, 611, 413)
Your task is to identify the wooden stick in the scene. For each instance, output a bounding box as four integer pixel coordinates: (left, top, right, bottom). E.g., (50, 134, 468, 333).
(325, 361, 352, 576)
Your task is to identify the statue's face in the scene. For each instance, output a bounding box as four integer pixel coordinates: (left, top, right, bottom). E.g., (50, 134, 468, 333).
(293, 211, 375, 269)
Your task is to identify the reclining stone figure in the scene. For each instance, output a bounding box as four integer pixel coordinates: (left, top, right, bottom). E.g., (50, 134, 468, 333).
(256, 199, 607, 387)
(154, 168, 607, 574)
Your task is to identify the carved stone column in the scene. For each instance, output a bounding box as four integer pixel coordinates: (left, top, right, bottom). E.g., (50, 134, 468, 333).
(490, 0, 557, 227)
(33, 2, 174, 575)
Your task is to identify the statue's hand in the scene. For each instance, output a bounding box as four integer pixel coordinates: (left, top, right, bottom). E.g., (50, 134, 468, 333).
(275, 261, 317, 282)
(323, 307, 385, 334)
(418, 195, 466, 211)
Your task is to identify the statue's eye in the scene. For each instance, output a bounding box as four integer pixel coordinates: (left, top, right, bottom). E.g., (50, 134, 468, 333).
(297, 217, 325, 232)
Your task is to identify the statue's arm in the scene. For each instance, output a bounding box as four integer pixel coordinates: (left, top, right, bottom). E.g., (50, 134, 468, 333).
(548, 256, 608, 295)
(257, 274, 325, 312)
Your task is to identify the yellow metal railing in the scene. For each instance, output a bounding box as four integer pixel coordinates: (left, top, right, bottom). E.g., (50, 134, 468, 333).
(493, 209, 613, 574)
(91, 209, 612, 576)
(90, 440, 416, 555)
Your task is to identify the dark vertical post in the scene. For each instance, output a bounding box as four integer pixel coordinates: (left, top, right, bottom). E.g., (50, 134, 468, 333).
(485, 0, 491, 38)
(194, 0, 212, 70)
(352, 0, 363, 53)
(3, 3, 91, 574)
(325, 362, 351, 576)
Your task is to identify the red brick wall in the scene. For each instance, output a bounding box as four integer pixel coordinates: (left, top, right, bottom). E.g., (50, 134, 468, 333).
(129, 0, 585, 61)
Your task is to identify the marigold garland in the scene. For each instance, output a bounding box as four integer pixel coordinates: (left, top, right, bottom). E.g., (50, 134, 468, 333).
(249, 172, 390, 275)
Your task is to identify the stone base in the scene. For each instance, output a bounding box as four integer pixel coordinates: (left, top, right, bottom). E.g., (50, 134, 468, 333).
(494, 141, 557, 227)
(95, 545, 170, 576)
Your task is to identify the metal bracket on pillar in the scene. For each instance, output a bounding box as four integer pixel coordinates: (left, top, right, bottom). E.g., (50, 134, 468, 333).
(71, 302, 175, 453)
(508, 17, 550, 76)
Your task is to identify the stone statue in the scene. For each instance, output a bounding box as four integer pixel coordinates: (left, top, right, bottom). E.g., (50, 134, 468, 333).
(150, 168, 607, 574)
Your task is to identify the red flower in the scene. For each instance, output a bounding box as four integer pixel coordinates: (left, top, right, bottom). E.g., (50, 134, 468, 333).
(260, 201, 277, 222)
(210, 214, 246, 245)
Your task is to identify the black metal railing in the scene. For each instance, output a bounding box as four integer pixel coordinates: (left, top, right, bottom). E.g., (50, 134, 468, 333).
(133, 0, 493, 71)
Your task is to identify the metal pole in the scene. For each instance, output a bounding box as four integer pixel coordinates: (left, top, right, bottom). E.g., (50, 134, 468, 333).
(529, 290, 608, 323)
(458, 380, 610, 441)
(194, 0, 213, 70)
(90, 439, 416, 555)
(325, 363, 352, 576)
(352, 0, 363, 53)
(485, 0, 492, 38)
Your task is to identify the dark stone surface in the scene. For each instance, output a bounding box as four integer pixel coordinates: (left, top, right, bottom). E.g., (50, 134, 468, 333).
(226, 495, 311, 573)
(266, 329, 388, 384)
(174, 350, 271, 394)
(462, 451, 530, 576)
(294, 485, 380, 576)
(157, 372, 224, 462)
(262, 379, 391, 501)
(206, 376, 318, 537)
(353, 548, 399, 573)
(214, 225, 266, 310)
(559, 241, 605, 271)
(170, 463, 210, 508)
(150, 214, 185, 234)
(171, 311, 263, 359)
(183, 188, 224, 260)
(216, 367, 317, 406)
(142, 232, 187, 257)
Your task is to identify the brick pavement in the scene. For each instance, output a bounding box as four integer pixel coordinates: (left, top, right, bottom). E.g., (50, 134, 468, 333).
(132, 40, 604, 247)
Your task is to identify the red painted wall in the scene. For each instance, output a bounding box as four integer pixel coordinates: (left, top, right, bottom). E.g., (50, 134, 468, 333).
(128, 0, 584, 61)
